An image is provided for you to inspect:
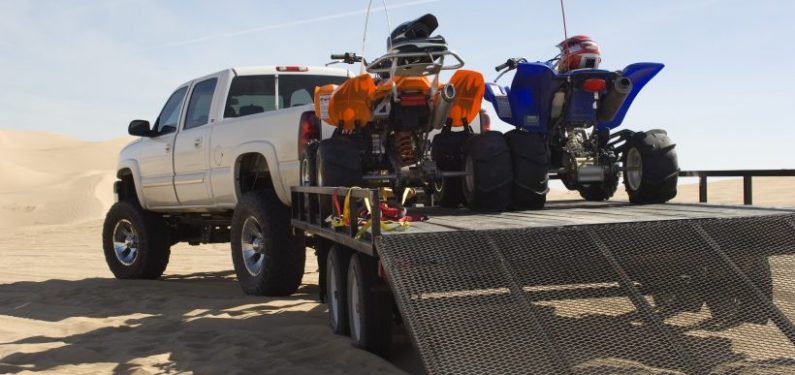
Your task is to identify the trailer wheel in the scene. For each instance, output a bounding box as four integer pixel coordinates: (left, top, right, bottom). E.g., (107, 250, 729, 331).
(431, 127, 470, 207)
(102, 201, 170, 279)
(705, 257, 772, 324)
(505, 129, 548, 210)
(231, 190, 306, 296)
(623, 130, 678, 204)
(347, 253, 393, 358)
(327, 244, 352, 335)
(462, 131, 513, 212)
(318, 137, 362, 188)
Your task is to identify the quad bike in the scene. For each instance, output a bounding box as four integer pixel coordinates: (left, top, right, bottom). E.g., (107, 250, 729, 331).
(305, 14, 511, 211)
(484, 35, 679, 208)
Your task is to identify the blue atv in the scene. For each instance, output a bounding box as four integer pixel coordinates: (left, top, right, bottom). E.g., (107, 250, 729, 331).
(482, 54, 679, 209)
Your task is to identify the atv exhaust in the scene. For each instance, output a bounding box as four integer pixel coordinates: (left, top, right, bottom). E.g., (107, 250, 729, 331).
(597, 76, 632, 122)
(430, 83, 456, 129)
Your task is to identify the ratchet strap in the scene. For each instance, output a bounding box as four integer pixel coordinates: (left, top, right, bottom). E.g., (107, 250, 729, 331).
(327, 187, 428, 239)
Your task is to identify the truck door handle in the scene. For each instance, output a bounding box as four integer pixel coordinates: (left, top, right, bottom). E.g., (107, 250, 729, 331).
(165, 143, 171, 153)
(194, 137, 202, 148)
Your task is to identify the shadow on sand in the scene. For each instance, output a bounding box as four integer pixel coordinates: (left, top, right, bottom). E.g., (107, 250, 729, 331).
(0, 272, 406, 375)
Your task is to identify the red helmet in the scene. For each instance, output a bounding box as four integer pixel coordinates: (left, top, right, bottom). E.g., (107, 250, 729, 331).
(556, 35, 601, 72)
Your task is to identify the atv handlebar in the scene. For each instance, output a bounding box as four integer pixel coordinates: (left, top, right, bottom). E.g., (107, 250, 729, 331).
(330, 52, 363, 64)
(495, 57, 527, 72)
(493, 57, 528, 82)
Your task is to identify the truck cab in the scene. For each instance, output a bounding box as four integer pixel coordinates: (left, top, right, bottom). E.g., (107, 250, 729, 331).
(118, 66, 350, 212)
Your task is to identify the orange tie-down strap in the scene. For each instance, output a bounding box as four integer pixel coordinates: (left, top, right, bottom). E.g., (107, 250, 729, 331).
(327, 188, 428, 239)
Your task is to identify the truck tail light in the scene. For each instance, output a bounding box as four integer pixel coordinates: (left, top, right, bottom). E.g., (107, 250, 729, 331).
(479, 109, 491, 133)
(277, 66, 308, 72)
(298, 111, 320, 158)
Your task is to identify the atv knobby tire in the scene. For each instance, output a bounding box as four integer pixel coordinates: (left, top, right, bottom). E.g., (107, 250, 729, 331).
(431, 127, 470, 207)
(462, 131, 513, 212)
(231, 190, 306, 296)
(623, 129, 678, 204)
(504, 129, 548, 210)
(318, 137, 362, 188)
(102, 201, 171, 279)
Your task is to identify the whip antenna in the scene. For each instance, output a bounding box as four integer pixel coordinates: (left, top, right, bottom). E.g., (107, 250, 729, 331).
(382, 0, 393, 48)
(360, 0, 374, 74)
(559, 0, 569, 55)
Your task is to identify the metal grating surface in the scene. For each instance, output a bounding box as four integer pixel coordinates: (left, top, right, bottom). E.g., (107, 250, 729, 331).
(377, 214, 795, 375)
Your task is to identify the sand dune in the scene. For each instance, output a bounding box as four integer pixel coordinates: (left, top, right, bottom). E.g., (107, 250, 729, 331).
(0, 129, 792, 374)
(0, 130, 132, 228)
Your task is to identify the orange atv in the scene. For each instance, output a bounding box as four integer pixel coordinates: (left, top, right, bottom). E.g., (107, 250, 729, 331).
(302, 14, 513, 211)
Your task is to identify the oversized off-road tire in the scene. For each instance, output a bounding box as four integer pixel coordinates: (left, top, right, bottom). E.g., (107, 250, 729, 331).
(462, 131, 513, 212)
(347, 253, 393, 358)
(431, 127, 470, 208)
(504, 129, 548, 210)
(705, 257, 772, 324)
(300, 141, 319, 187)
(326, 244, 352, 335)
(623, 130, 678, 204)
(318, 137, 362, 188)
(578, 173, 619, 202)
(102, 201, 171, 279)
(231, 190, 306, 296)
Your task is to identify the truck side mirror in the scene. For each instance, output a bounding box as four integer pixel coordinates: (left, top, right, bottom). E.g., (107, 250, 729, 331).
(128, 120, 153, 137)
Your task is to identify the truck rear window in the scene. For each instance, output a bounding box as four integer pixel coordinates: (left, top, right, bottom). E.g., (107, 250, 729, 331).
(225, 74, 348, 118)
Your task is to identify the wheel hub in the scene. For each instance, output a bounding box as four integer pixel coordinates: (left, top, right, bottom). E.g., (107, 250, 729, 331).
(112, 219, 139, 266)
(241, 217, 266, 276)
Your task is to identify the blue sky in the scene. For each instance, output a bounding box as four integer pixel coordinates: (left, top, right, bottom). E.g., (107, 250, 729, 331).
(1, 0, 793, 170)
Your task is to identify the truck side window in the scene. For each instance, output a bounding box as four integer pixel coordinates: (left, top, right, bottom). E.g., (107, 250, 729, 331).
(225, 75, 276, 118)
(185, 78, 218, 129)
(153, 86, 188, 135)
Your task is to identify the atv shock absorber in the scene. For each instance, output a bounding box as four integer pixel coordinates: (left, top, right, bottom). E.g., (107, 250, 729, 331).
(395, 130, 417, 165)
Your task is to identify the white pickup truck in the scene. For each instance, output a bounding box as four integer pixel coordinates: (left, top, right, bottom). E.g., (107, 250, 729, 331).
(102, 66, 350, 296)
(102, 64, 486, 298)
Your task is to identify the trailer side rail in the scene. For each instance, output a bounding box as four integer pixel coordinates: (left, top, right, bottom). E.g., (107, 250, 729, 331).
(291, 186, 380, 256)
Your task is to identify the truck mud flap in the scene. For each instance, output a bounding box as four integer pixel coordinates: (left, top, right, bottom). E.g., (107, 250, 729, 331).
(376, 214, 795, 375)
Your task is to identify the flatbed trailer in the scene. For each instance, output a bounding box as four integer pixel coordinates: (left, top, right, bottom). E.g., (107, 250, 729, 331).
(291, 186, 795, 375)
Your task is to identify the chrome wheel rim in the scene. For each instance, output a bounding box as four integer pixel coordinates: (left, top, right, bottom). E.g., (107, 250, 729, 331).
(113, 219, 139, 266)
(328, 257, 340, 327)
(349, 268, 362, 342)
(240, 217, 266, 276)
(316, 152, 324, 187)
(300, 157, 311, 186)
(626, 147, 643, 191)
(464, 156, 475, 194)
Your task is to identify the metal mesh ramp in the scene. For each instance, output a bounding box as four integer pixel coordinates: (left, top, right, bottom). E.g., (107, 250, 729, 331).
(377, 213, 795, 375)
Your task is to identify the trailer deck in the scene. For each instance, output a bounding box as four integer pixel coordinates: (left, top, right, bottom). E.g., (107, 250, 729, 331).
(291, 187, 795, 374)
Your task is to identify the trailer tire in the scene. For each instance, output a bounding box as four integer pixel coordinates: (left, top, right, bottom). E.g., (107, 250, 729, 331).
(705, 257, 772, 324)
(231, 190, 306, 296)
(347, 253, 393, 358)
(623, 130, 678, 204)
(431, 127, 470, 208)
(327, 244, 352, 335)
(102, 201, 170, 279)
(505, 129, 548, 210)
(462, 131, 513, 212)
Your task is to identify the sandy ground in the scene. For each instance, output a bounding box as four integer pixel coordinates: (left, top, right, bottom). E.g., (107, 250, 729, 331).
(0, 129, 793, 374)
